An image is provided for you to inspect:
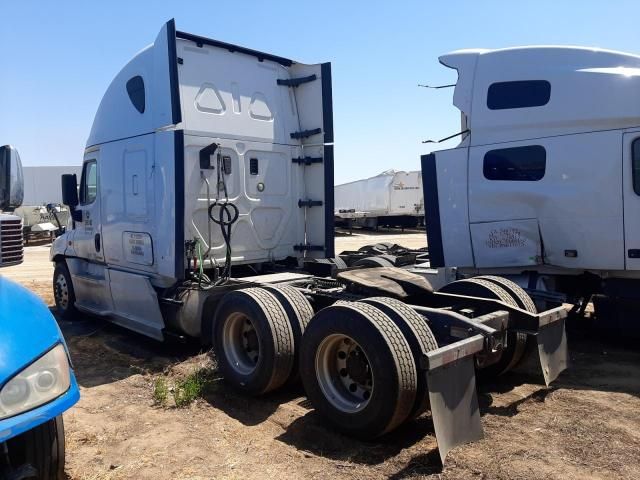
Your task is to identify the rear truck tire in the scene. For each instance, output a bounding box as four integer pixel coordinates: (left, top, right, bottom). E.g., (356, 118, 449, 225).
(352, 256, 395, 268)
(476, 275, 539, 370)
(300, 301, 417, 438)
(438, 278, 527, 376)
(53, 262, 78, 321)
(330, 256, 348, 269)
(262, 285, 314, 383)
(361, 297, 438, 419)
(476, 275, 538, 313)
(213, 288, 295, 395)
(5, 416, 65, 480)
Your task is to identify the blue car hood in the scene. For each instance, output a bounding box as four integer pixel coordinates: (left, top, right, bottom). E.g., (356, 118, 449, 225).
(0, 276, 63, 382)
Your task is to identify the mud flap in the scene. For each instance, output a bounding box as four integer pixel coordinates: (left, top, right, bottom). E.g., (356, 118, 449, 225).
(427, 354, 483, 464)
(537, 318, 568, 385)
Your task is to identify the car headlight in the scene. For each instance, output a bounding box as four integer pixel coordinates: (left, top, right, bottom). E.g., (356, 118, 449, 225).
(0, 344, 71, 419)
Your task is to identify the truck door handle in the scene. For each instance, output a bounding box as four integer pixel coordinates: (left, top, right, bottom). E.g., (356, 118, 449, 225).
(94, 233, 101, 252)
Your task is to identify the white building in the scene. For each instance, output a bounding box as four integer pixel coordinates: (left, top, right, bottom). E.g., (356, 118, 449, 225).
(22, 166, 82, 205)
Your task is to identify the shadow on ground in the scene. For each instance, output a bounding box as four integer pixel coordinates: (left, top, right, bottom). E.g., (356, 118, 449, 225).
(55, 311, 203, 388)
(276, 410, 439, 466)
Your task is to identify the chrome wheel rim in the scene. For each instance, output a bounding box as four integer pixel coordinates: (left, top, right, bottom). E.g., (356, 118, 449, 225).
(315, 334, 373, 413)
(55, 273, 69, 310)
(222, 313, 259, 375)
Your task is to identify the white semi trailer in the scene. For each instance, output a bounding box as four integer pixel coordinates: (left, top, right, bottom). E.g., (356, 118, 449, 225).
(335, 170, 424, 229)
(423, 46, 640, 336)
(50, 20, 568, 462)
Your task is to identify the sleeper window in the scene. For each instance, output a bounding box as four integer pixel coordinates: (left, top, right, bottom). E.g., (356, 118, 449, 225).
(483, 146, 546, 181)
(80, 160, 97, 205)
(126, 76, 146, 114)
(487, 80, 551, 110)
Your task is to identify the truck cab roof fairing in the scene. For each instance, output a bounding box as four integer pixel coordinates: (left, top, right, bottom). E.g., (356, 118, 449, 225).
(438, 49, 484, 120)
(438, 45, 640, 147)
(87, 20, 180, 148)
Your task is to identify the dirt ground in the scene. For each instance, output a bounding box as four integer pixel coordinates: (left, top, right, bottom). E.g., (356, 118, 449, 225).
(6, 232, 640, 479)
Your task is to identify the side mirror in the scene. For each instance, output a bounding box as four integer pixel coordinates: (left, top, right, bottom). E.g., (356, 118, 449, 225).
(0, 145, 24, 210)
(61, 174, 79, 207)
(61, 174, 82, 222)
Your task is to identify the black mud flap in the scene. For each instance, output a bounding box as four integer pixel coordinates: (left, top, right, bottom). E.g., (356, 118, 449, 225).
(426, 337, 484, 464)
(537, 318, 568, 385)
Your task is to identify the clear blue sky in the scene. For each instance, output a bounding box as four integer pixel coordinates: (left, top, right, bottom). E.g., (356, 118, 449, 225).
(1, 1, 639, 184)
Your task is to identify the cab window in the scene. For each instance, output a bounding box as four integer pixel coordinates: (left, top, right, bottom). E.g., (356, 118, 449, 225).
(80, 160, 97, 205)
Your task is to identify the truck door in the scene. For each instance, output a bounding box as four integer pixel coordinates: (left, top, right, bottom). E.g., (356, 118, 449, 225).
(623, 132, 640, 269)
(65, 151, 114, 315)
(75, 153, 103, 263)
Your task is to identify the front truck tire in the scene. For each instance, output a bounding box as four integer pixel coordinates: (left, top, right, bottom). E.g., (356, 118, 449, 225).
(213, 288, 295, 395)
(53, 262, 79, 320)
(4, 416, 65, 480)
(300, 301, 417, 438)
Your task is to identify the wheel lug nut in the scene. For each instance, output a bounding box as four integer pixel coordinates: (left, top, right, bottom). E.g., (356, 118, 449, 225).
(349, 383, 357, 392)
(337, 351, 347, 360)
(339, 368, 347, 377)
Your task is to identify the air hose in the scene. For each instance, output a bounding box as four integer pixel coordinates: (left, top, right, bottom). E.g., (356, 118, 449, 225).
(206, 146, 239, 284)
(208, 199, 238, 283)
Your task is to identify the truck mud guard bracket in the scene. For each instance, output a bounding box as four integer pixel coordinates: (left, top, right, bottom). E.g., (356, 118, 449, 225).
(277, 74, 317, 87)
(425, 335, 484, 464)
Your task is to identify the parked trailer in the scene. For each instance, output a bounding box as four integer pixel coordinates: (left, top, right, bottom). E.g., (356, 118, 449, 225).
(423, 46, 640, 335)
(14, 204, 70, 243)
(335, 170, 424, 229)
(50, 21, 568, 462)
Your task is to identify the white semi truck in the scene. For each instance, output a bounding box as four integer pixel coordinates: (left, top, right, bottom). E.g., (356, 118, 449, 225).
(424, 46, 640, 336)
(335, 170, 424, 229)
(50, 20, 568, 462)
(0, 147, 24, 266)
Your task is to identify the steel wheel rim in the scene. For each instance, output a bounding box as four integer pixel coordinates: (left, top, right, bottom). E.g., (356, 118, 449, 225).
(315, 334, 373, 413)
(222, 312, 259, 375)
(55, 273, 69, 309)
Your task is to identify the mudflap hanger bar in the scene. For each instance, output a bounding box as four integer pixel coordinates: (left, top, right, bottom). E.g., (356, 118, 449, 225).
(426, 291, 569, 383)
(406, 301, 568, 463)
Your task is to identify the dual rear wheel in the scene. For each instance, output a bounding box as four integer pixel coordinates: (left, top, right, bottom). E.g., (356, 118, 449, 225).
(213, 288, 439, 437)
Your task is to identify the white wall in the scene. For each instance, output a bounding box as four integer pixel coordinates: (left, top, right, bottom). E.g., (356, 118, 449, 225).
(22, 166, 82, 205)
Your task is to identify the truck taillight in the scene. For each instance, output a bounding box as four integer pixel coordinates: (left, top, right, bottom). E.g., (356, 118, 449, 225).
(0, 218, 23, 266)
